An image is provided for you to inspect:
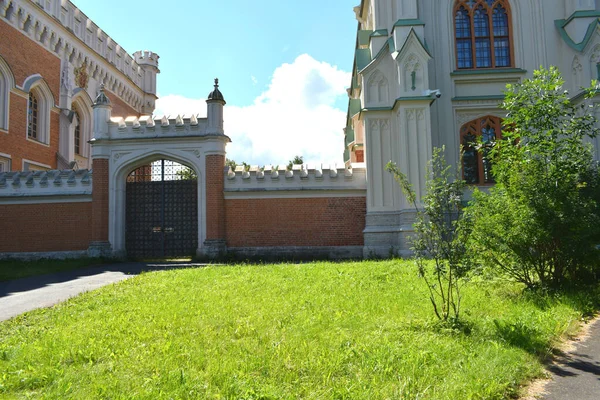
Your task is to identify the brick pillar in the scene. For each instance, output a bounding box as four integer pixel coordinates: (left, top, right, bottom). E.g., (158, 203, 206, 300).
(88, 157, 112, 257)
(203, 154, 226, 258)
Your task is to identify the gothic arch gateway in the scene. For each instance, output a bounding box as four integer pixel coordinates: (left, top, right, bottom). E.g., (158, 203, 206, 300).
(89, 84, 229, 259)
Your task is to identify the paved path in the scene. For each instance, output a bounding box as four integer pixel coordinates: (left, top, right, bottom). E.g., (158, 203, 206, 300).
(0, 263, 204, 322)
(539, 317, 600, 400)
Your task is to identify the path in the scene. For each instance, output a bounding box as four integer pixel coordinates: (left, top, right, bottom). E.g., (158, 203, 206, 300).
(538, 317, 600, 399)
(0, 262, 203, 322)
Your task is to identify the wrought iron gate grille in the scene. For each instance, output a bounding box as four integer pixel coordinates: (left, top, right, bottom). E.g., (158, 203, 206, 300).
(126, 160, 198, 259)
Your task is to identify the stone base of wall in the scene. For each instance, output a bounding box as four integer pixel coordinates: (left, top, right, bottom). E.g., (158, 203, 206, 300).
(227, 246, 364, 261)
(363, 210, 416, 258)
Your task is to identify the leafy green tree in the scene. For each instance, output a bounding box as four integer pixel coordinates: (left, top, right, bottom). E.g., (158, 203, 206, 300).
(226, 158, 237, 169)
(467, 66, 600, 288)
(176, 166, 197, 180)
(287, 155, 304, 170)
(387, 146, 472, 322)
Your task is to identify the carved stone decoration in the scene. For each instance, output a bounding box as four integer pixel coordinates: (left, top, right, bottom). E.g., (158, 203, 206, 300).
(572, 56, 583, 75)
(184, 149, 202, 159)
(113, 151, 131, 161)
(74, 61, 89, 89)
(406, 109, 416, 121)
(403, 54, 421, 92)
(367, 70, 389, 104)
(61, 64, 72, 92)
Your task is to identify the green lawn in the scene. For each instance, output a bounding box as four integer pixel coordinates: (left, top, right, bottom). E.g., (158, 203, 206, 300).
(0, 260, 596, 399)
(0, 258, 110, 282)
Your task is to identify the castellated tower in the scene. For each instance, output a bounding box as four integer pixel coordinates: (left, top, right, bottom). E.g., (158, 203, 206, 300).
(206, 78, 226, 135)
(134, 51, 160, 115)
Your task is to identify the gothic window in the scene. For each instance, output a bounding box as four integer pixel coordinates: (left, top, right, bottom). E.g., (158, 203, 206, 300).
(27, 92, 39, 140)
(0, 56, 13, 132)
(454, 0, 513, 69)
(73, 106, 81, 155)
(460, 115, 503, 184)
(24, 78, 53, 144)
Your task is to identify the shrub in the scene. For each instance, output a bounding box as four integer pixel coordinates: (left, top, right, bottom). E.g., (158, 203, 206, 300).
(467, 66, 600, 288)
(387, 146, 472, 321)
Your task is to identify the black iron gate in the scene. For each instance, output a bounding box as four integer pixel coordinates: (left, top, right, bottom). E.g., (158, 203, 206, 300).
(125, 160, 198, 259)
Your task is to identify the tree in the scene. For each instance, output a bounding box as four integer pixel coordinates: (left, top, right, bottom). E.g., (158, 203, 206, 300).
(287, 155, 303, 170)
(226, 158, 237, 169)
(387, 146, 472, 322)
(176, 166, 197, 180)
(467, 66, 600, 288)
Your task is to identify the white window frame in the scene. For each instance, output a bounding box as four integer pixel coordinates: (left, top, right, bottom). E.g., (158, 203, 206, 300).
(22, 159, 51, 172)
(0, 56, 14, 132)
(23, 76, 54, 146)
(0, 153, 11, 172)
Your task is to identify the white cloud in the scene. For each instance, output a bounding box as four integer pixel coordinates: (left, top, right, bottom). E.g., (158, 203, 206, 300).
(251, 75, 258, 85)
(155, 54, 351, 166)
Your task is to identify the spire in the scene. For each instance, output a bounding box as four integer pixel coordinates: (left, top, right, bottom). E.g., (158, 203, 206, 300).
(93, 84, 111, 107)
(207, 78, 226, 104)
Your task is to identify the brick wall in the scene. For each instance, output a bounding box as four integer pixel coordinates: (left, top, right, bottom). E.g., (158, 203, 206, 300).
(91, 158, 109, 242)
(105, 90, 140, 118)
(225, 197, 366, 247)
(0, 20, 61, 170)
(0, 202, 92, 252)
(206, 155, 225, 240)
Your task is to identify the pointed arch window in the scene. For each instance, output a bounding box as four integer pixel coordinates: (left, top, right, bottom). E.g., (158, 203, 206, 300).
(27, 92, 39, 140)
(461, 115, 503, 184)
(454, 0, 513, 69)
(72, 105, 81, 155)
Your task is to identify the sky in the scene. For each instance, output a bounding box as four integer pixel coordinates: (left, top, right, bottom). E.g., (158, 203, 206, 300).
(75, 0, 359, 166)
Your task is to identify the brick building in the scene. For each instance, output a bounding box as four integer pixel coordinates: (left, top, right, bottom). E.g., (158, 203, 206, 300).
(0, 0, 159, 172)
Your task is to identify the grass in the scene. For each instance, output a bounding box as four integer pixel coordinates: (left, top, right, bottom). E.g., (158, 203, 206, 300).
(0, 260, 597, 399)
(0, 258, 111, 282)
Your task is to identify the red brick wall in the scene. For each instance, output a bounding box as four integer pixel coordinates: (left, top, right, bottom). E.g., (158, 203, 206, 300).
(225, 197, 366, 247)
(0, 20, 61, 170)
(206, 155, 225, 240)
(0, 202, 92, 252)
(91, 158, 109, 242)
(105, 90, 139, 118)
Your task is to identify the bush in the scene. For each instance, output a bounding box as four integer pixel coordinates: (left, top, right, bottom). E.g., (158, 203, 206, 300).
(387, 146, 472, 321)
(467, 66, 600, 288)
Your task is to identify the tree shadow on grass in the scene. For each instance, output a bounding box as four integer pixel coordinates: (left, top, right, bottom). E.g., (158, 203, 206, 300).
(493, 319, 551, 357)
(0, 262, 212, 298)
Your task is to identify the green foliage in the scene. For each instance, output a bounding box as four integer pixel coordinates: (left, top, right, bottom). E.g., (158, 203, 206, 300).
(387, 147, 472, 322)
(0, 261, 594, 399)
(287, 155, 304, 170)
(226, 158, 237, 169)
(467, 66, 600, 288)
(175, 166, 197, 180)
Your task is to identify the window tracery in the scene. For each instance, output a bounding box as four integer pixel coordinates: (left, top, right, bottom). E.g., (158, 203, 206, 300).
(454, 0, 512, 69)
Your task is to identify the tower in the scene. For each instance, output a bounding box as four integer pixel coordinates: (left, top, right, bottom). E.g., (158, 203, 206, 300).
(206, 78, 226, 135)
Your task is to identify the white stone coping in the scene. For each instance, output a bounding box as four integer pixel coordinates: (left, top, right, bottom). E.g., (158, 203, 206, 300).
(0, 169, 92, 198)
(224, 163, 367, 193)
(106, 115, 218, 139)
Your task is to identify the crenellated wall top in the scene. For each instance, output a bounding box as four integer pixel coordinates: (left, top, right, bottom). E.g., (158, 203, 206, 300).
(104, 115, 230, 140)
(225, 163, 367, 193)
(0, 169, 92, 199)
(0, 0, 158, 113)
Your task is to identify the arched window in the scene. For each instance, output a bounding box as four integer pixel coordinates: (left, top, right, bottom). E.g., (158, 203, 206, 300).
(72, 105, 81, 155)
(27, 92, 39, 140)
(0, 56, 14, 132)
(460, 115, 503, 184)
(454, 0, 512, 69)
(24, 76, 53, 145)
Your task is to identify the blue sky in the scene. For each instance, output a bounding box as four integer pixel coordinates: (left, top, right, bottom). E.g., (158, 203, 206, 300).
(77, 1, 357, 107)
(75, 0, 359, 165)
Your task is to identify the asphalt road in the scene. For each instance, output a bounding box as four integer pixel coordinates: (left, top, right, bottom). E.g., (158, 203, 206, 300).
(0, 262, 205, 322)
(540, 318, 600, 400)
